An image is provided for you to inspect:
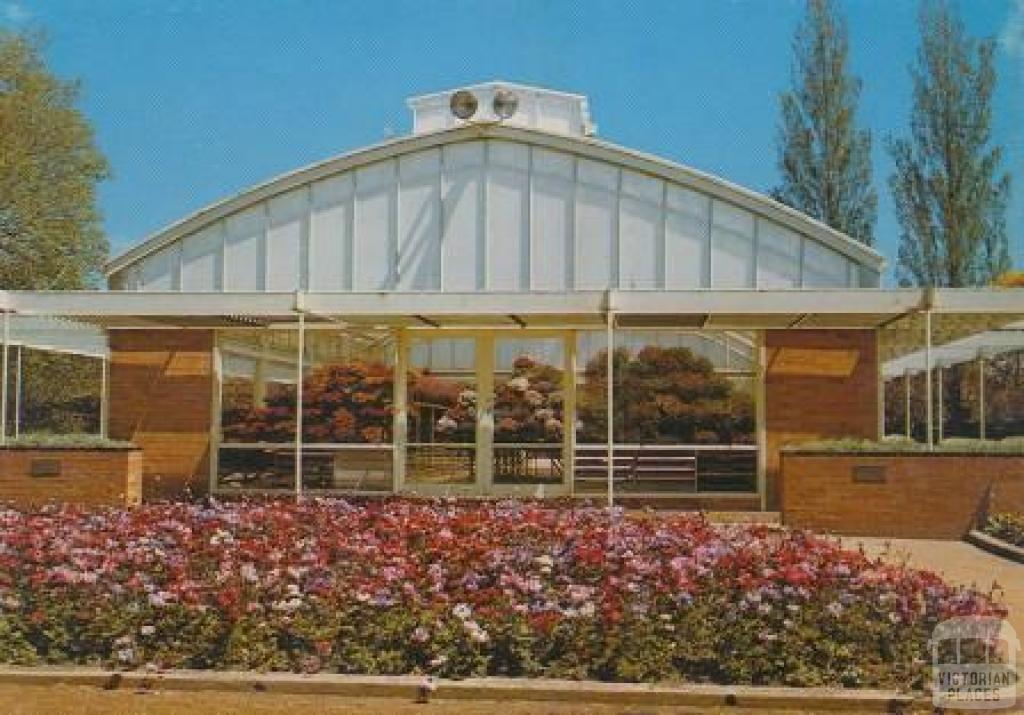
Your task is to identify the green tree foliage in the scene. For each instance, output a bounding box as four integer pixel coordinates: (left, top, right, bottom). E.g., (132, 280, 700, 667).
(888, 1, 1010, 287)
(578, 346, 754, 445)
(0, 30, 109, 289)
(774, 0, 876, 245)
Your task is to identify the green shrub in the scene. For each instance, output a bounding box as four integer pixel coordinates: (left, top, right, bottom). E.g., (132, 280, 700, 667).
(785, 436, 1024, 454)
(982, 513, 1024, 548)
(2, 433, 134, 449)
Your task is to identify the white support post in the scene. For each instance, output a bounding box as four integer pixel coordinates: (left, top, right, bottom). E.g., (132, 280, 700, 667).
(99, 354, 109, 439)
(979, 355, 987, 440)
(924, 309, 933, 449)
(210, 338, 223, 495)
(476, 332, 495, 494)
(755, 330, 767, 511)
(936, 366, 944, 443)
(392, 329, 408, 493)
(605, 310, 615, 509)
(253, 333, 268, 407)
(564, 330, 578, 496)
(875, 333, 884, 439)
(904, 369, 911, 439)
(0, 312, 8, 444)
(294, 310, 305, 500)
(14, 346, 22, 438)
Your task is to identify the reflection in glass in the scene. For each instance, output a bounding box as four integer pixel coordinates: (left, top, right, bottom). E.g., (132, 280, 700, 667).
(573, 329, 757, 495)
(493, 338, 565, 485)
(406, 338, 476, 484)
(217, 328, 395, 491)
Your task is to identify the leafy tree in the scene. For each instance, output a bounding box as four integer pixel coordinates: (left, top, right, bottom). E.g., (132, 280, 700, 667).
(223, 361, 394, 443)
(774, 0, 876, 245)
(578, 346, 754, 445)
(888, 1, 1010, 287)
(0, 30, 109, 289)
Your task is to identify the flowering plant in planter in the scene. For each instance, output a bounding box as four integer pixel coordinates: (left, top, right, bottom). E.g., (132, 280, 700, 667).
(0, 499, 1003, 688)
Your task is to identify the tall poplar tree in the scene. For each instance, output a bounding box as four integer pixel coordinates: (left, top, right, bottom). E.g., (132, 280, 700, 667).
(0, 31, 109, 289)
(888, 1, 1010, 287)
(774, 0, 876, 245)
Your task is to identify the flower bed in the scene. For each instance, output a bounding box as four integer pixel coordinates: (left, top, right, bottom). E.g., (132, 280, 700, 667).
(0, 499, 1004, 688)
(982, 512, 1024, 548)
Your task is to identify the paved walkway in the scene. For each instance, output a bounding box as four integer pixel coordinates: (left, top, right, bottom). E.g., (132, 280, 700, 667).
(844, 537, 1024, 635)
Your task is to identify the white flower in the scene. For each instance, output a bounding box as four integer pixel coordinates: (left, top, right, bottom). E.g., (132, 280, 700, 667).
(240, 563, 259, 584)
(453, 602, 472, 620)
(507, 377, 529, 392)
(139, 624, 156, 637)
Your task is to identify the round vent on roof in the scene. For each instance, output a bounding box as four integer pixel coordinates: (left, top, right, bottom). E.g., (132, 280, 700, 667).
(492, 88, 519, 120)
(449, 90, 479, 120)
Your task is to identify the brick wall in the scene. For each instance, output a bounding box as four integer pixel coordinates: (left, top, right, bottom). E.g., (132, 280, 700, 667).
(0, 448, 142, 506)
(781, 452, 1024, 539)
(764, 329, 879, 509)
(108, 330, 214, 500)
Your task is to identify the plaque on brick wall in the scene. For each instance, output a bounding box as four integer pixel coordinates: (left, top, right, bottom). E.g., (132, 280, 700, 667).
(30, 459, 62, 478)
(852, 465, 886, 483)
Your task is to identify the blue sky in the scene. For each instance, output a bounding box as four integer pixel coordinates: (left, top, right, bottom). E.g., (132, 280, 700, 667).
(3, 0, 1022, 284)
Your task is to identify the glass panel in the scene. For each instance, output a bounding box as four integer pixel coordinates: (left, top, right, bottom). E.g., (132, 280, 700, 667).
(301, 329, 394, 491)
(575, 329, 757, 494)
(493, 337, 565, 485)
(406, 337, 476, 485)
(218, 329, 297, 491)
(4, 316, 107, 438)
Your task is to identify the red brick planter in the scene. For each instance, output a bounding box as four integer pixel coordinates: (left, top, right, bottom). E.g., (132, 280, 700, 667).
(0, 447, 143, 507)
(781, 451, 1024, 539)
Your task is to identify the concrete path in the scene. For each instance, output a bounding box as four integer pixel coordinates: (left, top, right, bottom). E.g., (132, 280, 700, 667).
(845, 537, 1024, 635)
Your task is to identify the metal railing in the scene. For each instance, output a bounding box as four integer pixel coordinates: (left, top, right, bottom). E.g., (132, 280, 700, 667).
(574, 444, 757, 494)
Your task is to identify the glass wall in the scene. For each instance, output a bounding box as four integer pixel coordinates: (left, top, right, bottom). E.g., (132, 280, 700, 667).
(405, 337, 476, 485)
(216, 328, 394, 492)
(212, 326, 762, 497)
(301, 330, 394, 492)
(574, 329, 757, 494)
(217, 330, 298, 492)
(493, 337, 566, 485)
(2, 316, 107, 440)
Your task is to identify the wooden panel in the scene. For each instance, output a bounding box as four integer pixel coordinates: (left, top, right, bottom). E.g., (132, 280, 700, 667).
(108, 330, 214, 499)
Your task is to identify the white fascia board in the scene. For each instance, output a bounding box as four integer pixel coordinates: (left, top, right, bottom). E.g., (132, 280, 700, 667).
(303, 291, 607, 317)
(106, 125, 883, 279)
(7, 291, 298, 317)
(611, 289, 921, 316)
(931, 288, 1024, 314)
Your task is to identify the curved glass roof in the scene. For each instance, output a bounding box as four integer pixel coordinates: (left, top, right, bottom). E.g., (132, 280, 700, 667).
(107, 87, 883, 295)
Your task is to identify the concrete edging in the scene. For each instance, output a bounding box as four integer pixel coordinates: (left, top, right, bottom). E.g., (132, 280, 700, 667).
(0, 666, 924, 711)
(966, 529, 1024, 565)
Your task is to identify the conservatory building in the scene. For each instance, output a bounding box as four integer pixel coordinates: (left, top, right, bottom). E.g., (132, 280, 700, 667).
(1, 82, 1021, 512)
